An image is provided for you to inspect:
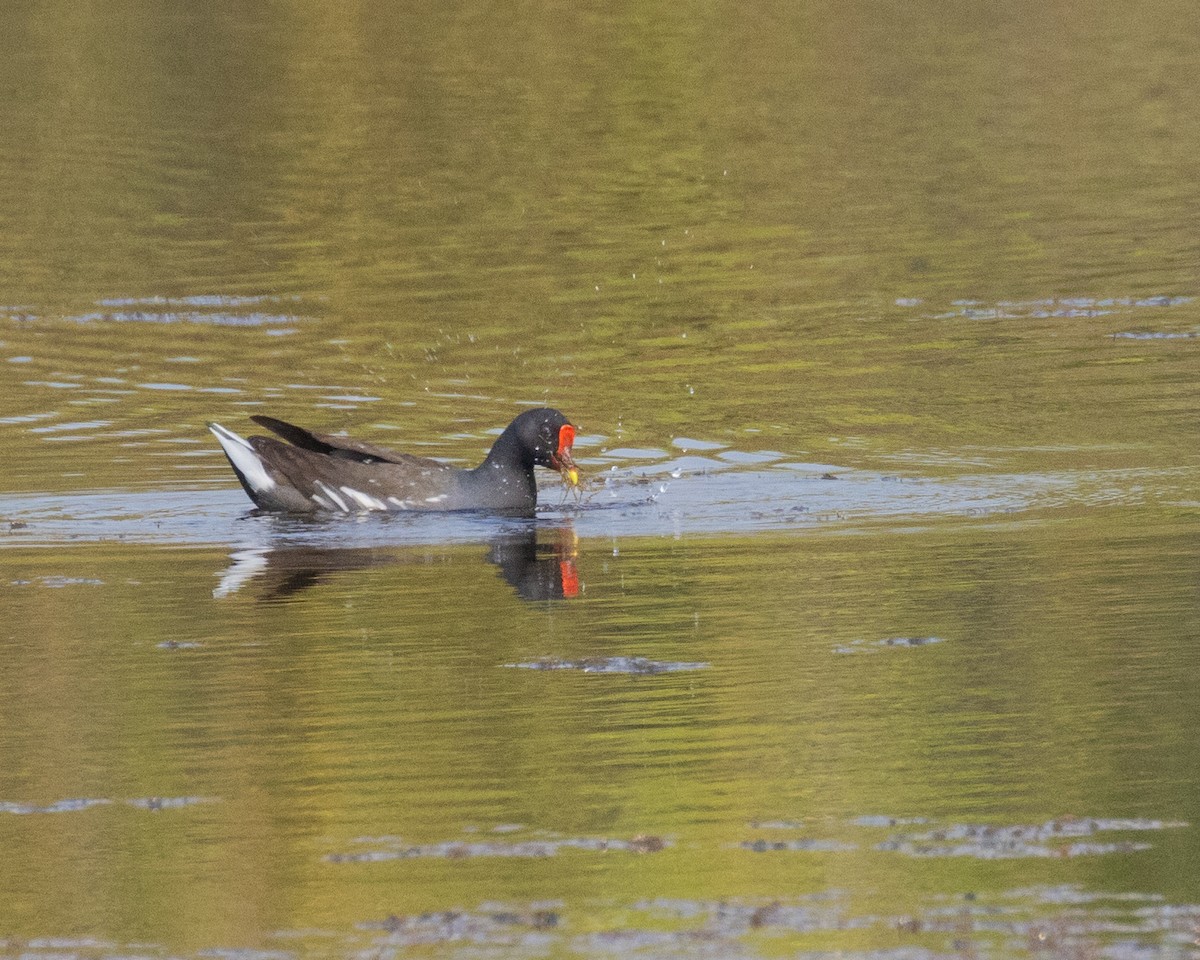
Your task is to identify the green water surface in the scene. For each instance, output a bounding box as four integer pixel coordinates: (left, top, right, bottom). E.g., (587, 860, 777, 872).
(0, 2, 1198, 957)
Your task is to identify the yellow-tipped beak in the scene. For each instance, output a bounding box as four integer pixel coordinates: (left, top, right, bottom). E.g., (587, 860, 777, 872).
(566, 466, 579, 486)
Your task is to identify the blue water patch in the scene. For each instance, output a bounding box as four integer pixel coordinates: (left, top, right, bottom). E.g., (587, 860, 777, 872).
(1112, 330, 1197, 340)
(503, 656, 710, 674)
(0, 458, 1188, 552)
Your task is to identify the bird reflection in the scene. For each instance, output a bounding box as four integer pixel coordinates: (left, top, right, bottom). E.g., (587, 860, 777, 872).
(485, 528, 580, 601)
(213, 524, 580, 603)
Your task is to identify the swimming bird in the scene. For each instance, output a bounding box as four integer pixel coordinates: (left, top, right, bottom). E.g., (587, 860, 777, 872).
(209, 408, 578, 515)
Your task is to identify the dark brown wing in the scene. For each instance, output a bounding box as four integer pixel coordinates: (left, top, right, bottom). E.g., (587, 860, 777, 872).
(245, 436, 462, 510)
(250, 415, 445, 469)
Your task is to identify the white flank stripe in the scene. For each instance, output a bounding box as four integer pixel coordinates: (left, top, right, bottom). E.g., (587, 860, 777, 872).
(209, 423, 277, 493)
(387, 496, 413, 510)
(340, 486, 387, 511)
(313, 481, 349, 512)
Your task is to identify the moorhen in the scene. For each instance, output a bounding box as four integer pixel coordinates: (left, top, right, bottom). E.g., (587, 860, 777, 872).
(209, 407, 578, 515)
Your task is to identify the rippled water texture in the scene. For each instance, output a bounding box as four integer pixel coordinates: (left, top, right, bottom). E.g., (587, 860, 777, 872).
(1, 2, 1198, 959)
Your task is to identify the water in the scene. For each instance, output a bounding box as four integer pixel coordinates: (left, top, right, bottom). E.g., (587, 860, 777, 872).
(1, 1, 1199, 958)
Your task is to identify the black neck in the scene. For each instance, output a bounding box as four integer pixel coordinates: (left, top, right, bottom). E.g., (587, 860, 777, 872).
(480, 422, 534, 471)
